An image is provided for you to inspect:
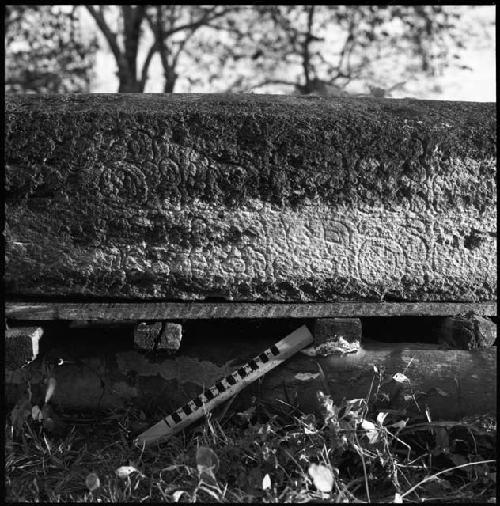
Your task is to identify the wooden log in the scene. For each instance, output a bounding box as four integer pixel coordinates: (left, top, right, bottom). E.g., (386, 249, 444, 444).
(312, 318, 362, 355)
(5, 338, 496, 421)
(5, 327, 43, 369)
(5, 95, 496, 302)
(5, 301, 497, 321)
(438, 312, 497, 349)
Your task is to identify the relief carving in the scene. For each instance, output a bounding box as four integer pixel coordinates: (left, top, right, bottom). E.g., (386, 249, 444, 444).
(99, 161, 148, 204)
(358, 237, 404, 284)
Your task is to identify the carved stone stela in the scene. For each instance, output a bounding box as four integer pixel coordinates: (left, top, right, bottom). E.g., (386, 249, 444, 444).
(5, 95, 496, 302)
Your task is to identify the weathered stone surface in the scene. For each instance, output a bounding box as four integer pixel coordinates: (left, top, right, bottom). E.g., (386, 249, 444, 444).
(134, 322, 162, 350)
(159, 322, 182, 351)
(5, 94, 496, 301)
(312, 318, 361, 355)
(6, 327, 43, 368)
(438, 312, 497, 349)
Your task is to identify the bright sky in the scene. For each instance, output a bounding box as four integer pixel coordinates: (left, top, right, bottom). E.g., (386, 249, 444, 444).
(81, 5, 495, 101)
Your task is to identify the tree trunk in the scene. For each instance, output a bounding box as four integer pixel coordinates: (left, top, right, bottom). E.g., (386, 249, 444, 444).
(163, 76, 177, 93)
(117, 67, 143, 92)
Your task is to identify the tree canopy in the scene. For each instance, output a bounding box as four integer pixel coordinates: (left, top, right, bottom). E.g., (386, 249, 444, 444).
(5, 5, 98, 93)
(4, 5, 493, 97)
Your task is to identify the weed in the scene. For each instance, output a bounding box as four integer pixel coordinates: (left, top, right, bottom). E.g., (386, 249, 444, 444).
(5, 368, 496, 502)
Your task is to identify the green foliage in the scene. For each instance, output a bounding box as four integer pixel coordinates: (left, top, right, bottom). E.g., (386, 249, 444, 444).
(5, 5, 98, 93)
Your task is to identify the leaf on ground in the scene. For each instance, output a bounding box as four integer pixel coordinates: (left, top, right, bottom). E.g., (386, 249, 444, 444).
(31, 405, 43, 421)
(308, 463, 334, 493)
(390, 419, 408, 431)
(44, 377, 57, 404)
(115, 465, 144, 479)
(392, 373, 410, 383)
(361, 419, 379, 444)
(85, 472, 100, 492)
(377, 412, 389, 425)
(262, 473, 271, 490)
(196, 446, 219, 477)
(172, 490, 187, 502)
(393, 492, 403, 503)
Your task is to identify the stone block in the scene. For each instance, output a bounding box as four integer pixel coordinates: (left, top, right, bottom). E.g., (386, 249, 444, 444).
(6, 327, 43, 368)
(438, 312, 497, 349)
(158, 323, 182, 352)
(134, 322, 162, 350)
(312, 318, 362, 355)
(4, 95, 496, 302)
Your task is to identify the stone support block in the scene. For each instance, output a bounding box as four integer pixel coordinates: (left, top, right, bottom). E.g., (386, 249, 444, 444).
(134, 322, 162, 350)
(438, 312, 497, 349)
(158, 323, 182, 352)
(6, 327, 43, 368)
(312, 318, 362, 355)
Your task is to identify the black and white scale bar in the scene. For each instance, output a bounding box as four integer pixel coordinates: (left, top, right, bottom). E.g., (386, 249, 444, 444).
(135, 324, 313, 446)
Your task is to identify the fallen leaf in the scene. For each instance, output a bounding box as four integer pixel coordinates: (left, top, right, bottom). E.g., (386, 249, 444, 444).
(425, 406, 432, 422)
(392, 373, 410, 383)
(377, 412, 388, 425)
(196, 446, 219, 477)
(172, 490, 187, 502)
(115, 465, 144, 479)
(361, 419, 379, 444)
(44, 377, 57, 404)
(393, 492, 403, 503)
(31, 405, 43, 421)
(390, 419, 408, 431)
(85, 472, 100, 492)
(262, 473, 272, 491)
(308, 463, 334, 493)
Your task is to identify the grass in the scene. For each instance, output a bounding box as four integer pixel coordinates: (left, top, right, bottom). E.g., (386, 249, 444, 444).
(5, 369, 497, 503)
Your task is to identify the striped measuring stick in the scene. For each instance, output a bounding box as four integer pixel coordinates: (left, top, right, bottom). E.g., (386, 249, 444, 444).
(135, 324, 313, 446)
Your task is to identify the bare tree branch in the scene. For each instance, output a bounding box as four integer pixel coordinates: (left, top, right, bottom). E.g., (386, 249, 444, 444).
(140, 42, 157, 90)
(85, 5, 122, 62)
(162, 6, 240, 38)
